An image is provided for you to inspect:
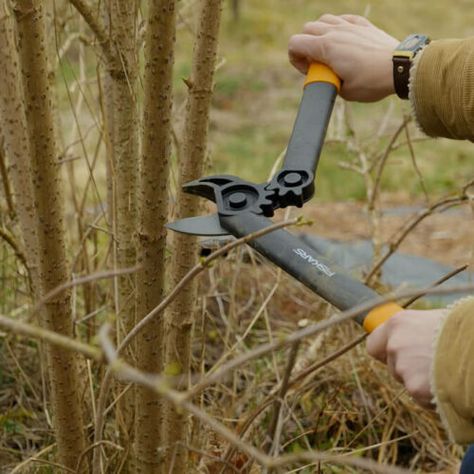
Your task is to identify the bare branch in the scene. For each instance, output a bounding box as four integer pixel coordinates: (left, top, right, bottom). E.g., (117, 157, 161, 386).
(405, 124, 429, 202)
(369, 116, 411, 209)
(265, 341, 300, 456)
(365, 193, 468, 284)
(0, 226, 28, 269)
(68, 0, 116, 67)
(0, 314, 102, 362)
(29, 265, 141, 320)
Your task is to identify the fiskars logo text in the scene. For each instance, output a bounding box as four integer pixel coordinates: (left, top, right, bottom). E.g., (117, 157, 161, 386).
(292, 248, 335, 277)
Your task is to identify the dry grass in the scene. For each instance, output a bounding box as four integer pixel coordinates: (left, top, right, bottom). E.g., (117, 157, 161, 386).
(0, 244, 466, 473)
(182, 255, 463, 473)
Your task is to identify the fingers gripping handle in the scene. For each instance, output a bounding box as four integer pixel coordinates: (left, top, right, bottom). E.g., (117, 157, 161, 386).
(363, 302, 404, 333)
(304, 62, 341, 90)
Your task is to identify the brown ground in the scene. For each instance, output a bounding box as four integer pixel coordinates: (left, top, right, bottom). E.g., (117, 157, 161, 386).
(292, 198, 473, 269)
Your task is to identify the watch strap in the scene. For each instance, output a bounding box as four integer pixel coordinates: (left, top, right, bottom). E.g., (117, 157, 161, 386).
(392, 56, 412, 99)
(392, 34, 430, 100)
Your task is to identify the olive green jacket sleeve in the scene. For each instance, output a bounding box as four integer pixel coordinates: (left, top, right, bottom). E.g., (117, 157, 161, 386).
(410, 38, 474, 140)
(432, 297, 474, 444)
(409, 39, 474, 444)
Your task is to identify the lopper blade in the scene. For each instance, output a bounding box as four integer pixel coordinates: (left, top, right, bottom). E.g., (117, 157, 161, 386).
(165, 214, 230, 236)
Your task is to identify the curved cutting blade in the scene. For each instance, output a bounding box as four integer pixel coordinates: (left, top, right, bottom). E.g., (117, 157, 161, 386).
(165, 214, 229, 236)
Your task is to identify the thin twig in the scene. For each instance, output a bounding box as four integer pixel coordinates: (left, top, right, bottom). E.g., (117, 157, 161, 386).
(369, 116, 411, 210)
(0, 227, 28, 269)
(403, 264, 469, 307)
(265, 341, 300, 456)
(76, 440, 124, 473)
(29, 265, 141, 319)
(0, 314, 102, 361)
(10, 444, 56, 474)
(290, 333, 367, 388)
(405, 124, 429, 202)
(68, 0, 117, 67)
(25, 458, 76, 473)
(365, 194, 467, 284)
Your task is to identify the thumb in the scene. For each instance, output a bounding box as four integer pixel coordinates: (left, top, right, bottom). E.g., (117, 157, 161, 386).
(366, 321, 390, 363)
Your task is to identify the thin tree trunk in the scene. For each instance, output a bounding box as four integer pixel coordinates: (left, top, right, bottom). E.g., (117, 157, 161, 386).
(107, 0, 140, 449)
(231, 0, 241, 21)
(0, 1, 40, 294)
(134, 1, 176, 472)
(70, 0, 140, 464)
(164, 0, 223, 470)
(12, 0, 87, 470)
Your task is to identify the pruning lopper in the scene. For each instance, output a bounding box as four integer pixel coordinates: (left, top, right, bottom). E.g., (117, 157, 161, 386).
(167, 64, 402, 333)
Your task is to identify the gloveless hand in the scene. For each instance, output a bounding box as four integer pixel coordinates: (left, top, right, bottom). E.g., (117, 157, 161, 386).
(366, 309, 446, 408)
(288, 14, 399, 102)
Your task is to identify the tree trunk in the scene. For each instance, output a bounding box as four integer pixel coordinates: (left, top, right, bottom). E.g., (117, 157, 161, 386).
(231, 0, 241, 21)
(12, 0, 87, 470)
(69, 0, 140, 464)
(107, 0, 140, 450)
(134, 1, 177, 472)
(164, 0, 223, 470)
(0, 1, 40, 295)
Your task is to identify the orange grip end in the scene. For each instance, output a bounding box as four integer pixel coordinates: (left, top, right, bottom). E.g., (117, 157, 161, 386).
(304, 62, 341, 91)
(363, 302, 403, 333)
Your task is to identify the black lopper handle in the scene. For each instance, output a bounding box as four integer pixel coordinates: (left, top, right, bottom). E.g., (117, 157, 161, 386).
(220, 212, 403, 333)
(282, 63, 340, 173)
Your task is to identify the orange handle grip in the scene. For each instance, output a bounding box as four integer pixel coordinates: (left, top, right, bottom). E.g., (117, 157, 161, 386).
(363, 302, 404, 333)
(304, 62, 341, 91)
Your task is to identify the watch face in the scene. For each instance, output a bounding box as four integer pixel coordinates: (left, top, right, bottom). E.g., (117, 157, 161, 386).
(399, 33, 430, 53)
(404, 36, 421, 49)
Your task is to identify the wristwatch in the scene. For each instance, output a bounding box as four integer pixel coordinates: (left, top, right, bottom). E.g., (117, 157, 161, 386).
(392, 34, 431, 99)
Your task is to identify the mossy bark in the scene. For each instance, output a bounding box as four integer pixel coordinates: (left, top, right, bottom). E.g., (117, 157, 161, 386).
(164, 0, 223, 471)
(134, 1, 177, 472)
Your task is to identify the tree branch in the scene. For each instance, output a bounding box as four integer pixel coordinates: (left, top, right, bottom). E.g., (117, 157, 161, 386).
(0, 314, 102, 362)
(0, 226, 27, 269)
(68, 0, 116, 67)
(365, 193, 468, 284)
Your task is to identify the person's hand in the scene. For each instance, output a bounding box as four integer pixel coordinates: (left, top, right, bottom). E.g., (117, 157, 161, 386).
(288, 14, 399, 102)
(366, 309, 446, 408)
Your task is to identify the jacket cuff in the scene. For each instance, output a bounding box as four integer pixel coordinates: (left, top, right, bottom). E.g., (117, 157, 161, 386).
(432, 296, 474, 444)
(409, 39, 474, 141)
